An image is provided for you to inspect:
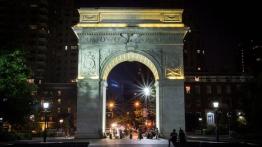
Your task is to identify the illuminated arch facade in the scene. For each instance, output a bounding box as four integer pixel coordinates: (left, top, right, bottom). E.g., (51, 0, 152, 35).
(73, 8, 188, 138)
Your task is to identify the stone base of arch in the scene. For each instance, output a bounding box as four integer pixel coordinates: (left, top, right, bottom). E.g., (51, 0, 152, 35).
(75, 79, 103, 139)
(75, 78, 185, 138)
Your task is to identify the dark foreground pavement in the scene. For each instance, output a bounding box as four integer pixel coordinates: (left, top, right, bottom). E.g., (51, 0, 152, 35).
(1, 137, 260, 147)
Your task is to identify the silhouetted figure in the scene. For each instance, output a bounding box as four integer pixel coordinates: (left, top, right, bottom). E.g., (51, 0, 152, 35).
(129, 129, 133, 139)
(169, 129, 177, 147)
(120, 129, 123, 139)
(179, 128, 186, 144)
(138, 128, 143, 140)
(155, 127, 159, 139)
(109, 133, 112, 139)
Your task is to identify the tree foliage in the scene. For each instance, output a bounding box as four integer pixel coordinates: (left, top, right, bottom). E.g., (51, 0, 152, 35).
(239, 73, 262, 134)
(0, 50, 36, 127)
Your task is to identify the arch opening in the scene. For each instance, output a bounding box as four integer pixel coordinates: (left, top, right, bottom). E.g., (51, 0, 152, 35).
(101, 52, 160, 135)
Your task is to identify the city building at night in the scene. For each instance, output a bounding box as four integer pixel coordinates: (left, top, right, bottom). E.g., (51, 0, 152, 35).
(35, 83, 76, 135)
(0, 0, 78, 135)
(183, 29, 254, 133)
(0, 0, 49, 83)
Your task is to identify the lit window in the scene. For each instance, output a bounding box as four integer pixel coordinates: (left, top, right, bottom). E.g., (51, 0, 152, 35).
(207, 112, 215, 125)
(202, 50, 205, 54)
(57, 98, 61, 104)
(41, 116, 44, 121)
(197, 50, 201, 54)
(194, 76, 200, 81)
(58, 90, 61, 96)
(57, 107, 61, 113)
(27, 78, 34, 84)
(68, 107, 71, 113)
(71, 45, 78, 49)
(29, 25, 37, 30)
(185, 86, 191, 94)
(197, 67, 201, 71)
(65, 45, 68, 50)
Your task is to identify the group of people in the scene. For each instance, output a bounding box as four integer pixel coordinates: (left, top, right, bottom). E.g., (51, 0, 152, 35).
(169, 128, 186, 147)
(138, 127, 159, 139)
(108, 127, 160, 140)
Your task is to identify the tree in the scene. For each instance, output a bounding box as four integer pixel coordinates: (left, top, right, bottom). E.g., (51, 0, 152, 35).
(0, 50, 36, 129)
(238, 73, 262, 135)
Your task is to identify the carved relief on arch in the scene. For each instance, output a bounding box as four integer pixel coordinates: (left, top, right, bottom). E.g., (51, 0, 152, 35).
(165, 53, 184, 79)
(80, 49, 99, 79)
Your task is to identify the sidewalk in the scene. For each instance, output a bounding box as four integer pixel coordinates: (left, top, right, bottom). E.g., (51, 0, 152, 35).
(1, 135, 261, 146)
(187, 134, 261, 145)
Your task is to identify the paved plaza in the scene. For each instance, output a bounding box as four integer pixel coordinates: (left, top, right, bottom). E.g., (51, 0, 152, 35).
(87, 138, 171, 147)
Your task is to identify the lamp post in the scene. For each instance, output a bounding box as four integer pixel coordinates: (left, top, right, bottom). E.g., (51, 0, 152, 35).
(198, 117, 203, 133)
(0, 117, 3, 131)
(143, 87, 151, 114)
(43, 102, 49, 142)
(108, 102, 115, 118)
(213, 101, 219, 142)
(227, 112, 232, 138)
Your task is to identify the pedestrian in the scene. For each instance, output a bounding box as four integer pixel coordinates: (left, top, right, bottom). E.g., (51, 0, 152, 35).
(120, 129, 123, 139)
(155, 127, 159, 139)
(168, 129, 177, 147)
(179, 128, 186, 144)
(138, 128, 143, 140)
(129, 129, 133, 139)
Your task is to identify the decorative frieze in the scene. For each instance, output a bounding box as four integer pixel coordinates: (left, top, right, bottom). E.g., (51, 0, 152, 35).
(77, 32, 183, 45)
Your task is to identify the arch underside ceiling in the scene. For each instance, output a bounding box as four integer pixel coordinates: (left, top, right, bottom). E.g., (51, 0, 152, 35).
(102, 52, 159, 80)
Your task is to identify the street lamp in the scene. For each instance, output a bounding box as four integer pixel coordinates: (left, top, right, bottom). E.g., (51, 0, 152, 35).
(108, 102, 115, 118)
(134, 101, 140, 108)
(212, 101, 219, 142)
(143, 87, 151, 97)
(108, 102, 114, 109)
(43, 102, 49, 142)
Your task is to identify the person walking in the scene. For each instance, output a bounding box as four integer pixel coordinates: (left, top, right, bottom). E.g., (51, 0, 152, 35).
(129, 129, 133, 139)
(168, 129, 177, 147)
(155, 127, 159, 139)
(179, 128, 186, 144)
(138, 128, 143, 140)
